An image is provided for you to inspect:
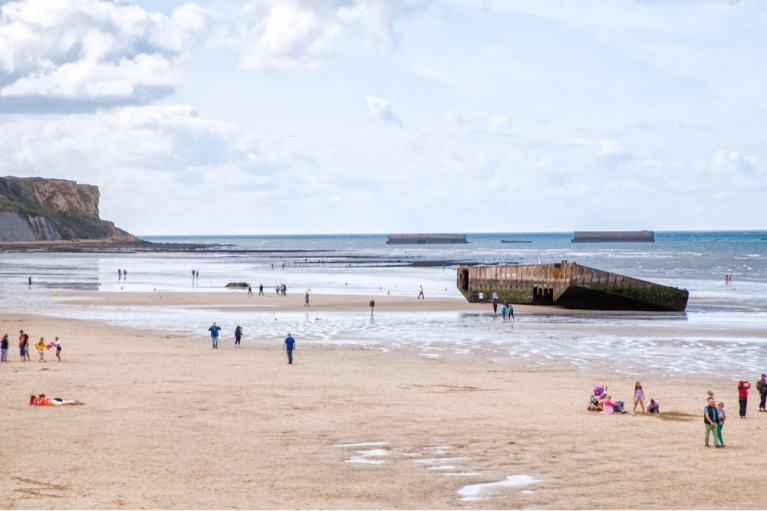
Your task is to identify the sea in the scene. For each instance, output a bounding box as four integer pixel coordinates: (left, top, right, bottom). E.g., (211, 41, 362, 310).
(1, 231, 766, 378)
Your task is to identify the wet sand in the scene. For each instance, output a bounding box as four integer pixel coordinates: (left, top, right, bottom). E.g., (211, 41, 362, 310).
(3, 301, 767, 509)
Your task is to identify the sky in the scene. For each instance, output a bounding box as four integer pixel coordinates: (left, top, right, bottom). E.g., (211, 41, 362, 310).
(0, 0, 766, 235)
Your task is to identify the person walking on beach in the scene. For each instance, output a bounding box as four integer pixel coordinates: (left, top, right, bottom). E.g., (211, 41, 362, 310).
(259, 284, 264, 295)
(35, 337, 46, 362)
(633, 382, 646, 413)
(704, 397, 721, 448)
(369, 300, 375, 316)
(1, 334, 8, 362)
(118, 269, 122, 279)
(418, 286, 424, 299)
(756, 374, 767, 412)
(283, 284, 287, 296)
(284, 333, 295, 364)
(208, 322, 221, 349)
(196, 270, 199, 279)
(275, 285, 280, 295)
(28, 276, 32, 288)
(501, 303, 508, 321)
(53, 337, 61, 362)
(717, 401, 727, 447)
(304, 291, 309, 307)
(247, 285, 252, 296)
(234, 326, 242, 346)
(738, 380, 751, 418)
(492, 292, 498, 318)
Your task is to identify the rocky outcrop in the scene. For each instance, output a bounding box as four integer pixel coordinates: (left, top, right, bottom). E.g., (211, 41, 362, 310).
(0, 177, 138, 242)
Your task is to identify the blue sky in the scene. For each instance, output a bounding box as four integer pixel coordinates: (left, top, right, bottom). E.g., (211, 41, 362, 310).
(0, 0, 765, 235)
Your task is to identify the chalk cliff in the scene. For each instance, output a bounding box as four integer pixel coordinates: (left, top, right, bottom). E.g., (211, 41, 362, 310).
(0, 177, 138, 242)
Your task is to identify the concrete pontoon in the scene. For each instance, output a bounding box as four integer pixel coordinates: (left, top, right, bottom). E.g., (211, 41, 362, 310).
(387, 234, 467, 245)
(456, 262, 688, 312)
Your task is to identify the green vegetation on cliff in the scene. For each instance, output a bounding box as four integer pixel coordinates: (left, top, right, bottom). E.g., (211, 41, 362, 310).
(0, 177, 133, 241)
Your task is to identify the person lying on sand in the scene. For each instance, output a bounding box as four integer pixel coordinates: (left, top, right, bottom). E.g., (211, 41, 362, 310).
(30, 394, 84, 406)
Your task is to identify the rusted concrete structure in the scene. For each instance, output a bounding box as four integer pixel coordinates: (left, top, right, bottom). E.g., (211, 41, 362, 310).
(456, 262, 688, 312)
(572, 231, 654, 243)
(387, 234, 467, 245)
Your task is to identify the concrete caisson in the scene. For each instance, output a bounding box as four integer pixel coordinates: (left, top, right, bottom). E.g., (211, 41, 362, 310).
(456, 262, 688, 312)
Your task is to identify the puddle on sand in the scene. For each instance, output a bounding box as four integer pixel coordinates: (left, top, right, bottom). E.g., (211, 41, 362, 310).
(346, 449, 388, 464)
(457, 475, 539, 501)
(333, 442, 389, 447)
(414, 457, 465, 464)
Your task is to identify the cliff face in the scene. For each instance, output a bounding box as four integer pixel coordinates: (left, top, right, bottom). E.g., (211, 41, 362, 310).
(0, 177, 138, 242)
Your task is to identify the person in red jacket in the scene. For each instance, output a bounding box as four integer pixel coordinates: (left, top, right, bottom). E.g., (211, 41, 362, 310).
(738, 380, 751, 418)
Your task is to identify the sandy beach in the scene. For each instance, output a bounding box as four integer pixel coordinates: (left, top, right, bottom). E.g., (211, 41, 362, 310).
(3, 292, 767, 509)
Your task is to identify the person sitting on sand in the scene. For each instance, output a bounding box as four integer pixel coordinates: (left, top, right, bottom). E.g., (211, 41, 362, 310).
(648, 399, 660, 414)
(588, 386, 607, 411)
(600, 395, 624, 414)
(31, 394, 83, 406)
(35, 337, 46, 362)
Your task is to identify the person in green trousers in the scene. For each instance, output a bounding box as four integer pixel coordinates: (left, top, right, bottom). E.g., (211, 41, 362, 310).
(704, 398, 721, 448)
(716, 402, 726, 448)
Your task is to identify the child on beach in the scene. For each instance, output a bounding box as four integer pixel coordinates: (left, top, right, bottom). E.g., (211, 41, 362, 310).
(600, 395, 624, 414)
(53, 337, 61, 361)
(234, 326, 242, 346)
(633, 382, 646, 413)
(717, 402, 726, 447)
(35, 337, 46, 362)
(648, 399, 660, 414)
(501, 303, 507, 321)
(738, 380, 751, 418)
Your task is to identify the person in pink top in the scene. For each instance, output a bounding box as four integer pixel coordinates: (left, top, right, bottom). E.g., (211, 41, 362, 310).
(600, 395, 623, 414)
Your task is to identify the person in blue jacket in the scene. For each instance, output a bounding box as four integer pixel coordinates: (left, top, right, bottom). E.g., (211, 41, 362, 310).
(208, 322, 221, 349)
(284, 333, 295, 364)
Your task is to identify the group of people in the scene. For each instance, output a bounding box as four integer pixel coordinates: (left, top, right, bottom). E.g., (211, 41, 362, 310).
(207, 323, 296, 364)
(276, 284, 288, 296)
(725, 274, 733, 286)
(191, 269, 200, 278)
(587, 382, 659, 415)
(490, 292, 515, 321)
(736, 374, 767, 416)
(1, 330, 62, 363)
(117, 269, 128, 279)
(586, 376, 767, 449)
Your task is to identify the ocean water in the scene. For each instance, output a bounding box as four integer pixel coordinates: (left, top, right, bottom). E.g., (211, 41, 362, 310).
(1, 231, 765, 305)
(1, 231, 766, 378)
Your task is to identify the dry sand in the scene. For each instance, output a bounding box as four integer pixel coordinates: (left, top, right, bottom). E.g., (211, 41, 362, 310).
(2, 294, 767, 509)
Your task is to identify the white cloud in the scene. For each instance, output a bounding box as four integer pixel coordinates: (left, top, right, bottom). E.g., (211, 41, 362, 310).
(0, 0, 210, 100)
(236, 0, 429, 72)
(365, 95, 401, 125)
(599, 140, 628, 156)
